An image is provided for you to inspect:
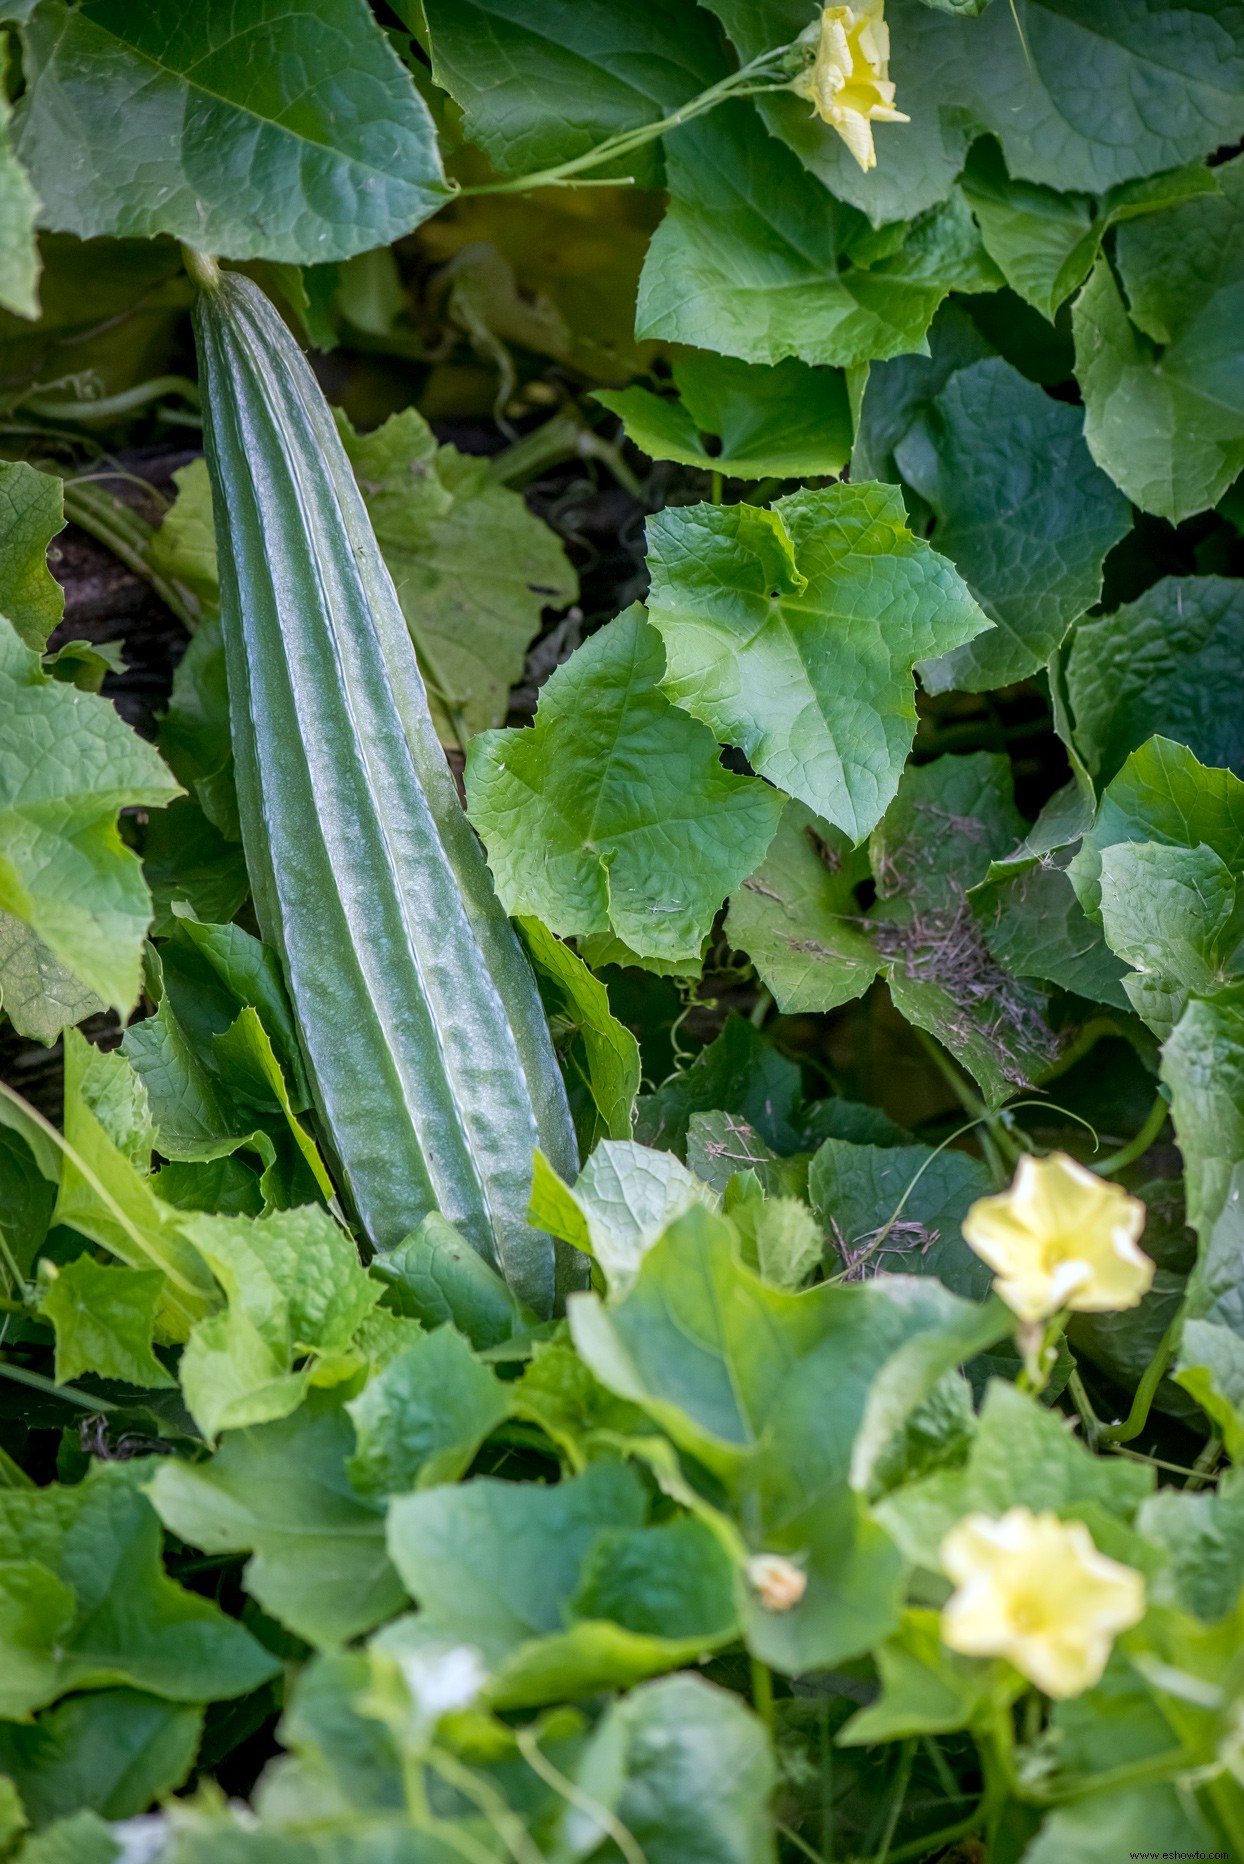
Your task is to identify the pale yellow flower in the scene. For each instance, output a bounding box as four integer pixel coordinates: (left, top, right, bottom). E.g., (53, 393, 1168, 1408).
(941, 1507, 1145, 1698)
(961, 1152, 1152, 1324)
(790, 2, 910, 172)
(746, 1553, 808, 1611)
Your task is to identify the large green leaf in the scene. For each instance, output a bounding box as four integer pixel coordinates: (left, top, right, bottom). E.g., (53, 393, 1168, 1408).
(1068, 578, 1244, 786)
(645, 487, 987, 838)
(594, 350, 853, 480)
(809, 1137, 992, 1300)
(960, 140, 1217, 322)
(148, 1392, 406, 1648)
(385, 1461, 738, 1706)
(569, 1202, 1005, 1670)
(1069, 737, 1244, 921)
(727, 758, 1059, 1104)
(704, 0, 1244, 224)
(0, 1689, 200, 1827)
(1073, 157, 1244, 521)
(565, 1672, 775, 1864)
(339, 409, 576, 745)
(465, 606, 784, 967)
(636, 103, 998, 368)
(896, 358, 1130, 692)
(16, 0, 447, 262)
(0, 1463, 279, 1717)
(345, 1325, 512, 1496)
(0, 460, 62, 651)
(422, 0, 728, 185)
(0, 616, 180, 1029)
(634, 1014, 804, 1157)
(530, 1137, 715, 1292)
(1098, 841, 1242, 1040)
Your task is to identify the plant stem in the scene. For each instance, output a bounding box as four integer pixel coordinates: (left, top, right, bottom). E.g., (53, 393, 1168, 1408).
(0, 1359, 118, 1413)
(61, 479, 204, 632)
(871, 1740, 915, 1863)
(1097, 1316, 1178, 1444)
(457, 51, 795, 198)
(1095, 1090, 1168, 1176)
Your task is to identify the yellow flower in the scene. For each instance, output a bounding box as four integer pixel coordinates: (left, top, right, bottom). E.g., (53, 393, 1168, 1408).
(941, 1507, 1145, 1698)
(961, 1152, 1152, 1324)
(790, 2, 910, 172)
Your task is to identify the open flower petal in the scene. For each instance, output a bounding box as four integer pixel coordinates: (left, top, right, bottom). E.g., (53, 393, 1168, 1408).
(961, 1152, 1152, 1323)
(941, 1508, 1145, 1698)
(791, 1, 910, 172)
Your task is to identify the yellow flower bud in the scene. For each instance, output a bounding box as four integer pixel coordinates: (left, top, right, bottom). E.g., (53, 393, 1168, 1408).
(746, 1553, 808, 1611)
(961, 1151, 1153, 1324)
(790, 2, 910, 173)
(940, 1507, 1145, 1698)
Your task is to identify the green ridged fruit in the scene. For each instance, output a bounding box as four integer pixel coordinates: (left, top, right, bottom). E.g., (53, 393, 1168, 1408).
(191, 264, 580, 1313)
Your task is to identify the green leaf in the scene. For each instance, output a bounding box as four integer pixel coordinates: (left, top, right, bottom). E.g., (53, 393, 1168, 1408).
(809, 1137, 993, 1300)
(156, 618, 236, 840)
(16, 0, 447, 263)
(637, 103, 997, 368)
(339, 408, 576, 745)
(0, 1689, 200, 1826)
(1163, 991, 1244, 1251)
(0, 1462, 279, 1716)
(0, 36, 40, 321)
(38, 1254, 173, 1389)
(177, 1205, 378, 1436)
(728, 760, 1060, 1105)
(646, 487, 987, 838)
(465, 606, 784, 968)
(1022, 1785, 1218, 1864)
(142, 798, 249, 938)
(837, 1607, 1000, 1743)
(13, 1813, 118, 1864)
(422, 0, 727, 185)
(147, 1391, 406, 1648)
(595, 350, 853, 480)
(345, 1326, 511, 1496)
(0, 1777, 25, 1855)
(729, 1190, 822, 1291)
(0, 919, 106, 1049)
(0, 461, 62, 651)
(146, 459, 219, 619)
(0, 1119, 57, 1286)
(1069, 737, 1244, 922)
(569, 1203, 1002, 1671)
(0, 616, 181, 1024)
(385, 1462, 737, 1706)
(1074, 158, 1244, 521)
(876, 1379, 1153, 1571)
(565, 1672, 774, 1864)
(1068, 578, 1244, 786)
(635, 1014, 803, 1157)
(519, 917, 640, 1145)
(1098, 841, 1242, 1039)
(851, 300, 996, 489)
(897, 358, 1130, 692)
(529, 1138, 715, 1293)
(50, 1031, 218, 1338)
(511, 1330, 653, 1469)
(706, 0, 1244, 225)
(1174, 1164, 1244, 1456)
(373, 1212, 523, 1351)
(970, 856, 1132, 1011)
(960, 141, 1217, 322)
(1139, 1477, 1244, 1622)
